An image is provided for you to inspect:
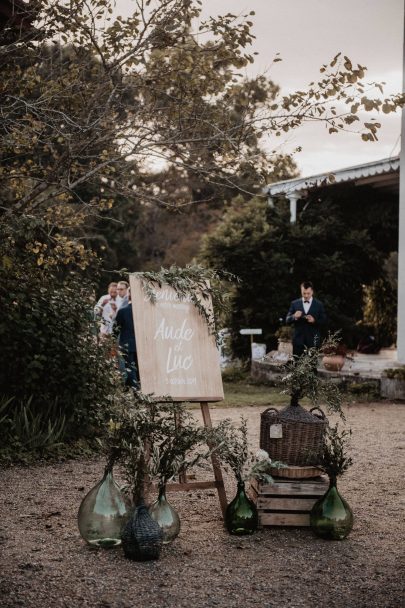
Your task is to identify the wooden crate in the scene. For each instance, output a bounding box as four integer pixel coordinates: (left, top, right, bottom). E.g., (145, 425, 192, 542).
(250, 476, 329, 527)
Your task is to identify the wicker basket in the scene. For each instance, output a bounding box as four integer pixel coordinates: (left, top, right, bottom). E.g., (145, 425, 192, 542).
(121, 503, 163, 561)
(269, 464, 322, 479)
(260, 403, 327, 466)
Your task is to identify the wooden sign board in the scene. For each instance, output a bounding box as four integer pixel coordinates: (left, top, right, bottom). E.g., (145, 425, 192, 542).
(129, 275, 224, 402)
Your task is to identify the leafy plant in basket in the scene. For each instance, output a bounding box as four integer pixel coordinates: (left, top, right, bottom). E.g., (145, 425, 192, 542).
(282, 333, 345, 416)
(260, 333, 346, 470)
(310, 424, 354, 540)
(213, 417, 286, 535)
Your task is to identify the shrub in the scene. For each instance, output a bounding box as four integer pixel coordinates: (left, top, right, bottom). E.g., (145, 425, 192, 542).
(221, 364, 250, 384)
(0, 215, 120, 447)
(383, 367, 405, 381)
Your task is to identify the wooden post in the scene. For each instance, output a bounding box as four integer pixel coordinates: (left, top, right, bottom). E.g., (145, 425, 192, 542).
(174, 409, 187, 485)
(162, 402, 228, 518)
(200, 402, 228, 516)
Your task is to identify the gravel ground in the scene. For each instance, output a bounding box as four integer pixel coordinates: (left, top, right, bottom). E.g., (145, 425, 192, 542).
(0, 402, 404, 608)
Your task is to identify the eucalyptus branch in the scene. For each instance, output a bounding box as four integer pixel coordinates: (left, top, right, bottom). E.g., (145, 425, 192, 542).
(281, 332, 345, 419)
(135, 264, 238, 344)
(104, 395, 218, 501)
(316, 423, 353, 481)
(213, 417, 286, 483)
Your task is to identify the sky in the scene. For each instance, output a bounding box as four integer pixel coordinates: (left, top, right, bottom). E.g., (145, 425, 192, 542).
(116, 0, 404, 177)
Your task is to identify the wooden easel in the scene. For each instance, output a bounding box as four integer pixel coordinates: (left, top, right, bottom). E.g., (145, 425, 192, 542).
(163, 401, 228, 517)
(129, 274, 228, 517)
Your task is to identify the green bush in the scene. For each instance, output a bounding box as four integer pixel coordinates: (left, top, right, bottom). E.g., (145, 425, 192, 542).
(0, 215, 120, 450)
(346, 381, 380, 400)
(383, 367, 405, 381)
(221, 364, 250, 384)
(0, 395, 66, 457)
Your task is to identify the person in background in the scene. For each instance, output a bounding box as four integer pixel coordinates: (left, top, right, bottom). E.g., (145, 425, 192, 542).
(116, 280, 129, 309)
(286, 281, 327, 358)
(115, 290, 139, 389)
(94, 282, 119, 337)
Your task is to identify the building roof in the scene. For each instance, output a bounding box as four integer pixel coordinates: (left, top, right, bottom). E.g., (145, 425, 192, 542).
(265, 155, 400, 198)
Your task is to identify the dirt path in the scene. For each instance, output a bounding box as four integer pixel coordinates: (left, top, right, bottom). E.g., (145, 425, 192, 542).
(1, 402, 404, 608)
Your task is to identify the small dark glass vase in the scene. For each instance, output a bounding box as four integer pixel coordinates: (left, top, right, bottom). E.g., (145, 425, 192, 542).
(121, 501, 163, 561)
(77, 467, 129, 548)
(225, 480, 258, 535)
(310, 478, 353, 540)
(149, 486, 181, 544)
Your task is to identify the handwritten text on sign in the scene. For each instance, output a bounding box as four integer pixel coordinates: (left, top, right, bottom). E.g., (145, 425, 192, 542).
(129, 276, 224, 401)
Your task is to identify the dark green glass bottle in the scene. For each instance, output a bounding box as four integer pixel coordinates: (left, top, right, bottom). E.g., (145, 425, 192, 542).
(225, 480, 258, 535)
(310, 478, 353, 540)
(149, 485, 181, 544)
(77, 467, 129, 548)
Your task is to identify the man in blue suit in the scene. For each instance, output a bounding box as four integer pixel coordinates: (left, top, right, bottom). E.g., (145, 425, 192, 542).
(115, 293, 139, 389)
(286, 281, 327, 358)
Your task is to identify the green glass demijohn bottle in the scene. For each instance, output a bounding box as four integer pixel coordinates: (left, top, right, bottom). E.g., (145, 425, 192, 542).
(149, 486, 181, 544)
(225, 480, 259, 535)
(310, 478, 353, 540)
(77, 467, 129, 548)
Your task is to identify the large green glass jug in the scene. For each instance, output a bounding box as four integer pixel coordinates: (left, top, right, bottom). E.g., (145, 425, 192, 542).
(225, 481, 258, 535)
(149, 486, 181, 544)
(78, 468, 129, 548)
(310, 479, 353, 540)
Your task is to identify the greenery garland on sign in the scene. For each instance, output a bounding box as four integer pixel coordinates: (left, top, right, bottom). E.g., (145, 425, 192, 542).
(133, 264, 237, 345)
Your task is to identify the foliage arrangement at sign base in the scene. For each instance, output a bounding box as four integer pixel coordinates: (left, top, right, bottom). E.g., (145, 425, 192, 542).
(77, 386, 288, 555)
(77, 391, 218, 559)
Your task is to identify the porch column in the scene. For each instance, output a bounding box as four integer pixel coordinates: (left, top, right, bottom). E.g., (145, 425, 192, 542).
(398, 10, 405, 363)
(288, 192, 299, 223)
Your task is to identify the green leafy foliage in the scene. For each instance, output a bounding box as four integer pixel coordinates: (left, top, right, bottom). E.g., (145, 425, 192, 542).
(317, 424, 353, 481)
(2, 396, 65, 448)
(213, 417, 286, 483)
(104, 394, 216, 502)
(281, 334, 344, 418)
(363, 278, 397, 346)
(383, 367, 405, 381)
(0, 215, 121, 448)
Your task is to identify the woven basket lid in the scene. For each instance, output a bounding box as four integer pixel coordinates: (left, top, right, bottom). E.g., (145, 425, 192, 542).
(271, 403, 325, 424)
